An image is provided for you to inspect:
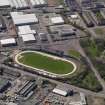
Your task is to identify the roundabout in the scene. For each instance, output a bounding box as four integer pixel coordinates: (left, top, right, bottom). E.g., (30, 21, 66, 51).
(15, 51, 77, 77)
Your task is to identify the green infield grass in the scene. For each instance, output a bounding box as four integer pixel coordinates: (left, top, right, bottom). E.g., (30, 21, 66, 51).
(17, 51, 75, 75)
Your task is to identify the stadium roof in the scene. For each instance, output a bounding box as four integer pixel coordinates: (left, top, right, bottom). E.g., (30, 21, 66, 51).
(51, 16, 64, 25)
(0, 38, 16, 45)
(10, 12, 38, 26)
(21, 34, 36, 42)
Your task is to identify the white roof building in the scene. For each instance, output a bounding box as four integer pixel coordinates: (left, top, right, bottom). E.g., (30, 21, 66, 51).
(21, 34, 36, 42)
(52, 88, 68, 96)
(10, 12, 38, 26)
(0, 38, 16, 46)
(70, 14, 78, 19)
(9, 0, 29, 9)
(51, 16, 64, 25)
(7, 102, 18, 105)
(0, 0, 10, 7)
(18, 25, 36, 36)
(30, 0, 47, 7)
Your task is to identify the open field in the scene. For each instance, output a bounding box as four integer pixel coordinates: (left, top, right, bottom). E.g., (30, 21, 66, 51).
(15, 51, 77, 77)
(80, 38, 105, 81)
(94, 28, 105, 36)
(68, 49, 81, 59)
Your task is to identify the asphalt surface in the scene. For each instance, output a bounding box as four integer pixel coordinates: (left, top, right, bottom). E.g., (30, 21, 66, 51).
(1, 64, 105, 98)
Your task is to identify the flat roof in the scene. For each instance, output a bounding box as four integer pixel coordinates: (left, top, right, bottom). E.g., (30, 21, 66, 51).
(21, 34, 36, 42)
(0, 0, 10, 7)
(53, 88, 67, 96)
(30, 0, 47, 6)
(9, 0, 29, 9)
(18, 25, 36, 36)
(0, 38, 16, 45)
(7, 102, 18, 105)
(0, 78, 8, 89)
(11, 12, 38, 26)
(70, 14, 78, 19)
(51, 16, 64, 24)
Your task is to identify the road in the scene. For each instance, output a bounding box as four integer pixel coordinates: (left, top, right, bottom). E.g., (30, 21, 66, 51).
(1, 64, 105, 98)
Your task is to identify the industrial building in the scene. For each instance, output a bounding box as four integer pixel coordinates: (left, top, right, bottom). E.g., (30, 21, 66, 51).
(7, 102, 18, 105)
(50, 16, 64, 25)
(81, 11, 94, 27)
(21, 34, 36, 43)
(0, 16, 6, 32)
(0, 0, 29, 9)
(38, 33, 48, 41)
(18, 25, 36, 36)
(0, 79, 11, 93)
(0, 38, 16, 47)
(0, 0, 10, 8)
(81, 0, 93, 8)
(0, 0, 47, 9)
(18, 80, 37, 97)
(18, 25, 36, 43)
(92, 10, 105, 25)
(9, 0, 29, 9)
(50, 24, 76, 36)
(10, 12, 38, 26)
(30, 0, 47, 7)
(52, 84, 74, 97)
(65, 0, 81, 11)
(53, 88, 68, 96)
(50, 24, 76, 41)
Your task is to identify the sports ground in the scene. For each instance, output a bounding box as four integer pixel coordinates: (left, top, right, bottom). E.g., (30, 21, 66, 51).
(15, 51, 77, 77)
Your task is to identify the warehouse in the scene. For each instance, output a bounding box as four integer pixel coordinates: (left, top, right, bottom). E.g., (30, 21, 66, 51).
(17, 25, 36, 43)
(50, 16, 64, 25)
(53, 88, 68, 96)
(50, 24, 76, 41)
(30, 0, 47, 7)
(0, 16, 6, 32)
(7, 102, 18, 105)
(38, 33, 48, 41)
(9, 0, 29, 9)
(81, 11, 94, 27)
(18, 80, 37, 97)
(10, 12, 38, 26)
(0, 0, 10, 8)
(0, 38, 16, 47)
(0, 79, 11, 93)
(21, 34, 36, 43)
(50, 24, 76, 36)
(18, 25, 36, 36)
